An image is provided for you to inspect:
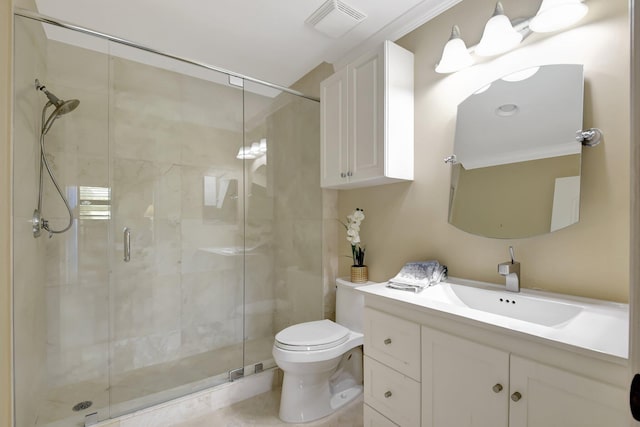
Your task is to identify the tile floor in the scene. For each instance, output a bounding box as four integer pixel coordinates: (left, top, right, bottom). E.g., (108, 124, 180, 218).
(174, 387, 364, 427)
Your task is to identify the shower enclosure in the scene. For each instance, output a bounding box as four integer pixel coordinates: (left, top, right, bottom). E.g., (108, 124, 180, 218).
(13, 11, 322, 427)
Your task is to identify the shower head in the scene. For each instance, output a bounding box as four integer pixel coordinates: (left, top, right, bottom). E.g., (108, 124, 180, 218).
(35, 79, 80, 116)
(52, 98, 80, 116)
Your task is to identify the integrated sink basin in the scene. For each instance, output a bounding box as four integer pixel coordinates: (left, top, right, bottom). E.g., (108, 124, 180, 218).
(358, 277, 629, 359)
(437, 281, 583, 327)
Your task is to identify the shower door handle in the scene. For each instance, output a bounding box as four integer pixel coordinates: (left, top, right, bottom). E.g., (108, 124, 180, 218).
(123, 227, 131, 262)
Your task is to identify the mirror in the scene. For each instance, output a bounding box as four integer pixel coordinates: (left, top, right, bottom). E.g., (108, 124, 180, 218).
(448, 64, 584, 238)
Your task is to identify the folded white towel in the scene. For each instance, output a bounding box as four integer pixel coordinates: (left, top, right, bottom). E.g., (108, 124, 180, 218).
(387, 261, 448, 293)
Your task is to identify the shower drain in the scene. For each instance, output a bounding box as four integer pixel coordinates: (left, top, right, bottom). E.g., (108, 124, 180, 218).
(72, 401, 93, 412)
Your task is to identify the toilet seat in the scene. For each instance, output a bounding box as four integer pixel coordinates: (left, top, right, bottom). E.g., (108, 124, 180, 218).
(275, 319, 350, 351)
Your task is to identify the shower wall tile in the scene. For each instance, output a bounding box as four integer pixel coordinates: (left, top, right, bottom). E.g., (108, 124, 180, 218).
(46, 342, 110, 388)
(110, 57, 183, 105)
(180, 126, 240, 168)
(112, 158, 166, 219)
(43, 86, 109, 157)
(45, 220, 109, 288)
(110, 271, 182, 342)
(110, 112, 182, 164)
(46, 283, 109, 348)
(179, 166, 241, 222)
(179, 268, 243, 356)
(13, 16, 50, 427)
(47, 40, 110, 96)
(180, 219, 241, 273)
(111, 330, 182, 376)
(267, 95, 323, 333)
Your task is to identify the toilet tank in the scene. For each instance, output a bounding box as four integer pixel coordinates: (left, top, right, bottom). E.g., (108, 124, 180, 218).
(335, 278, 366, 333)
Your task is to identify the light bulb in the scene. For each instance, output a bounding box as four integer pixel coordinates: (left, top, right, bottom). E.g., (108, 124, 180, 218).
(529, 0, 588, 33)
(435, 25, 474, 74)
(475, 2, 522, 57)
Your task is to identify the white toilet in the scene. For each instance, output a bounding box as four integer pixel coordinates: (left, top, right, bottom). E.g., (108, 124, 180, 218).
(272, 278, 365, 423)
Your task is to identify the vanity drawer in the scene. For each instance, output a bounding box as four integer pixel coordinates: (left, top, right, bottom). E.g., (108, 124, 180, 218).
(364, 307, 421, 379)
(364, 403, 399, 426)
(364, 356, 420, 427)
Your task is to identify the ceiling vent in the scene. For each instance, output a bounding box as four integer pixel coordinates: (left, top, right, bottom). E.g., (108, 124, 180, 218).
(306, 0, 367, 38)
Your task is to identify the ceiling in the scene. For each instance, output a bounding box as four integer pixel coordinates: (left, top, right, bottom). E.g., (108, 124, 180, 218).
(33, 0, 459, 90)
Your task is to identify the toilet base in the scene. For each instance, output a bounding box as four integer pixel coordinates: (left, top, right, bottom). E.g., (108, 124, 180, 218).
(279, 380, 362, 423)
(278, 348, 363, 423)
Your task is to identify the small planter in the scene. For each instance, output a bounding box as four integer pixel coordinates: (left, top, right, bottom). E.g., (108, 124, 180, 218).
(350, 265, 368, 284)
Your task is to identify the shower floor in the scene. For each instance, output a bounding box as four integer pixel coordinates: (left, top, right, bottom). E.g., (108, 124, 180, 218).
(38, 336, 275, 427)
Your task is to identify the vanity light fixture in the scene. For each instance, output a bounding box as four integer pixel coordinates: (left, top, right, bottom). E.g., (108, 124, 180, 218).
(435, 0, 589, 74)
(475, 2, 522, 57)
(435, 25, 474, 74)
(529, 0, 589, 33)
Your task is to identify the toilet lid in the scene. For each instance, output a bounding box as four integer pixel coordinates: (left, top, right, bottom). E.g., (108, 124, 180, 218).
(275, 319, 350, 351)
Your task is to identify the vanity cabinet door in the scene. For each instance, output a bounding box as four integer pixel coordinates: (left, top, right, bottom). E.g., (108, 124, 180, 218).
(348, 48, 385, 185)
(421, 326, 509, 427)
(320, 40, 413, 189)
(320, 67, 349, 187)
(508, 355, 626, 427)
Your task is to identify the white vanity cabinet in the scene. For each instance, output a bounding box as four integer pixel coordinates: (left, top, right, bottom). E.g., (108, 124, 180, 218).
(422, 326, 509, 427)
(361, 298, 628, 427)
(508, 355, 626, 427)
(363, 307, 421, 427)
(421, 326, 626, 427)
(320, 40, 414, 189)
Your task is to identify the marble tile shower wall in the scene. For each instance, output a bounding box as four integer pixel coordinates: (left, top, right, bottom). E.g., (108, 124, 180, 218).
(268, 98, 323, 333)
(13, 17, 49, 427)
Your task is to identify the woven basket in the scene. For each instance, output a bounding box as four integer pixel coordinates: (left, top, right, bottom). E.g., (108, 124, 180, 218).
(350, 265, 368, 284)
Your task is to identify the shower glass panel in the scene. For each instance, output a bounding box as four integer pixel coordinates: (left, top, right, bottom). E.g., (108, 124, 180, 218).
(107, 43, 245, 417)
(242, 81, 323, 371)
(13, 12, 322, 427)
(13, 17, 112, 427)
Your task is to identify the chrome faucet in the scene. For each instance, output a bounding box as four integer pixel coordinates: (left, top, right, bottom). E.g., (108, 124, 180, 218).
(498, 246, 520, 292)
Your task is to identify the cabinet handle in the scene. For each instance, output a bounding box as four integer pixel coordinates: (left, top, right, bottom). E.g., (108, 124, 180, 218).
(492, 383, 503, 393)
(340, 172, 346, 178)
(384, 391, 392, 398)
(511, 391, 522, 402)
(384, 338, 392, 345)
(347, 171, 353, 177)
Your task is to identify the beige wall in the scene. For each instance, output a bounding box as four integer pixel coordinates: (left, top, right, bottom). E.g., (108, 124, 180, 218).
(337, 0, 630, 302)
(1, 1, 12, 426)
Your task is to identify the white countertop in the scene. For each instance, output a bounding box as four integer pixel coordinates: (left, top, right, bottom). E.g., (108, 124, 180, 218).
(358, 277, 629, 360)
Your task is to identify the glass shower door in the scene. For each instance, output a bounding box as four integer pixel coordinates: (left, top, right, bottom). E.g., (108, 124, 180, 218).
(107, 46, 246, 416)
(242, 81, 323, 371)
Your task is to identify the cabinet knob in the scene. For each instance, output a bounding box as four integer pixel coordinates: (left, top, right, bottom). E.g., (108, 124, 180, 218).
(384, 338, 392, 345)
(347, 171, 353, 177)
(492, 383, 503, 393)
(384, 391, 392, 398)
(511, 391, 522, 402)
(340, 172, 347, 178)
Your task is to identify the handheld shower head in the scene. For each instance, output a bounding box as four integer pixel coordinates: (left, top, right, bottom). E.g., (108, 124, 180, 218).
(35, 79, 80, 116)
